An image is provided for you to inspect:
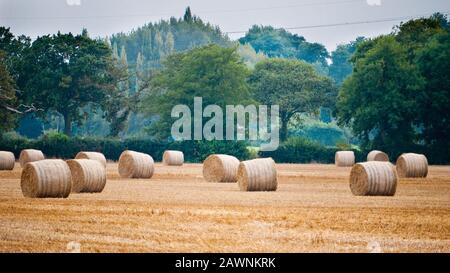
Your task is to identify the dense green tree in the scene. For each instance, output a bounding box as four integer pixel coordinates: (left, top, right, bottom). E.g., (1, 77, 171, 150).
(337, 36, 424, 156)
(141, 44, 250, 140)
(328, 37, 365, 85)
(110, 7, 231, 70)
(0, 51, 17, 132)
(415, 30, 450, 163)
(238, 25, 329, 67)
(19, 32, 120, 136)
(249, 58, 337, 141)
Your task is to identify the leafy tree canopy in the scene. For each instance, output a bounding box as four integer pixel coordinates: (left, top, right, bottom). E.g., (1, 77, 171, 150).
(141, 44, 250, 140)
(249, 58, 337, 141)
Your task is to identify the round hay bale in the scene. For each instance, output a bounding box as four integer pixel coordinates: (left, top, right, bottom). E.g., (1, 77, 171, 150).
(67, 159, 106, 193)
(75, 151, 107, 168)
(19, 149, 44, 168)
(237, 158, 277, 191)
(0, 151, 15, 170)
(349, 161, 397, 196)
(118, 150, 154, 178)
(162, 150, 184, 166)
(396, 153, 428, 178)
(203, 154, 240, 182)
(367, 150, 389, 162)
(335, 151, 355, 167)
(21, 159, 71, 198)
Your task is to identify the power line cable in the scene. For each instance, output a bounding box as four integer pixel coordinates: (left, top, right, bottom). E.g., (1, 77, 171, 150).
(224, 11, 450, 34)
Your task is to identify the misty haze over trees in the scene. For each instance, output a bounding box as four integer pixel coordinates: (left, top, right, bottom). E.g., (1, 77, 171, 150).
(0, 7, 449, 163)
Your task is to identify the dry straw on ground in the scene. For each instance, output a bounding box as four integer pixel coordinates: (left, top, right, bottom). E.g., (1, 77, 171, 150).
(20, 159, 72, 198)
(349, 161, 397, 196)
(237, 158, 277, 191)
(335, 151, 355, 167)
(367, 150, 389, 162)
(19, 149, 44, 167)
(162, 150, 184, 166)
(75, 152, 107, 168)
(396, 153, 428, 178)
(67, 159, 106, 193)
(118, 150, 154, 178)
(0, 151, 15, 170)
(203, 154, 240, 182)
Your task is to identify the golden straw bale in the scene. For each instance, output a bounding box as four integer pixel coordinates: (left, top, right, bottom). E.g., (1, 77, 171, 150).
(75, 151, 107, 168)
(162, 150, 184, 166)
(21, 159, 71, 198)
(367, 150, 389, 162)
(396, 153, 428, 178)
(203, 154, 240, 182)
(350, 161, 397, 196)
(67, 159, 106, 193)
(118, 150, 154, 178)
(237, 158, 277, 191)
(0, 151, 15, 170)
(19, 149, 44, 167)
(335, 151, 355, 167)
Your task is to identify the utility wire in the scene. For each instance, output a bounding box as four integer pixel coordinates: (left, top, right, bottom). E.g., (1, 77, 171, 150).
(224, 11, 450, 34)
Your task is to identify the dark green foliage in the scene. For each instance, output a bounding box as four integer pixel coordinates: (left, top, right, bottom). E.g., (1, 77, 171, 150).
(18, 32, 121, 136)
(0, 133, 250, 162)
(0, 51, 17, 132)
(328, 37, 365, 85)
(337, 14, 450, 163)
(238, 25, 329, 66)
(249, 58, 337, 141)
(259, 137, 363, 164)
(141, 44, 250, 140)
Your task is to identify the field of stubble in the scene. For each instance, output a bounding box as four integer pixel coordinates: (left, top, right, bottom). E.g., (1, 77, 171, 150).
(0, 162, 449, 253)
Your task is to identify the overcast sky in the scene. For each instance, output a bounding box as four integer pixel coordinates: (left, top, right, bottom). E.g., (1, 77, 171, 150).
(1, 0, 449, 51)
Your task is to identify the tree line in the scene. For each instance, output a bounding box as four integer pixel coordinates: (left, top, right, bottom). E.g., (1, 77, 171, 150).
(0, 8, 448, 163)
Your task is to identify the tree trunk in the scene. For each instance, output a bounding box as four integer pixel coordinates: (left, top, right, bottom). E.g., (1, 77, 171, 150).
(63, 113, 72, 136)
(280, 118, 288, 142)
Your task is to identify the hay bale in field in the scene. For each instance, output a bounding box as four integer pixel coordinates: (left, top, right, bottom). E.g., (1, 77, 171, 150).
(367, 150, 389, 162)
(0, 151, 15, 170)
(75, 151, 107, 168)
(335, 151, 355, 167)
(396, 153, 428, 178)
(162, 150, 184, 166)
(237, 158, 277, 191)
(203, 154, 240, 182)
(118, 150, 154, 178)
(349, 161, 397, 196)
(19, 149, 44, 167)
(67, 159, 106, 193)
(21, 159, 71, 198)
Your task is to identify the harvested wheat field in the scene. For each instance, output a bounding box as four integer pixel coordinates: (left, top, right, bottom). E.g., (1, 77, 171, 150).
(0, 162, 449, 253)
